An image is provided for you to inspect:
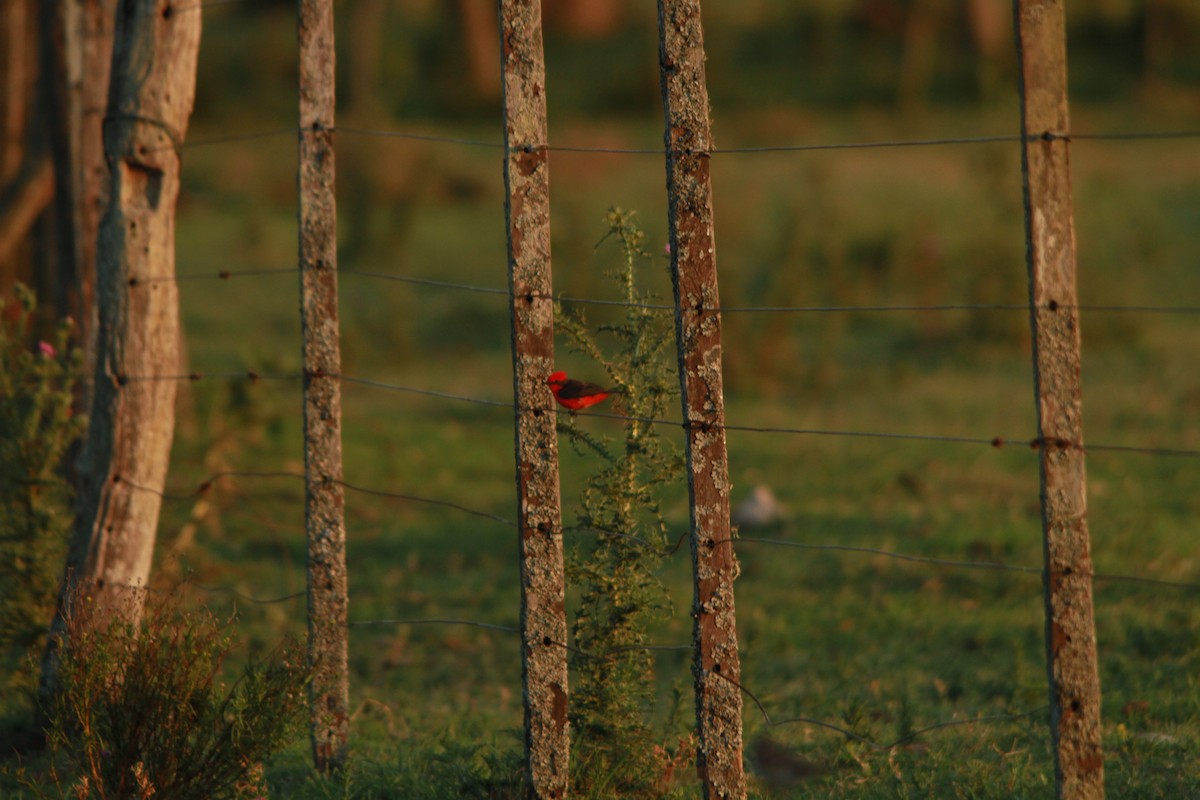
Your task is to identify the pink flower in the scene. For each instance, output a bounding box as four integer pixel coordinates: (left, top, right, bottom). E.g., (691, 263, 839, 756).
(38, 341, 57, 358)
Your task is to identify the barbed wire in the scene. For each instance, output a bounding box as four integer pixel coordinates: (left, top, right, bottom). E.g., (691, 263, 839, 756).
(180, 128, 294, 148)
(568, 523, 1200, 590)
(119, 370, 298, 385)
(343, 615, 693, 663)
(571, 408, 1200, 459)
(329, 125, 1200, 155)
(572, 524, 1200, 590)
(330, 478, 514, 525)
(340, 269, 511, 298)
(184, 580, 306, 606)
(336, 374, 513, 410)
(172, 122, 1200, 156)
(347, 617, 519, 635)
(727, 536, 1042, 577)
(173, 267, 295, 281)
(150, 266, 1200, 316)
(337, 126, 505, 150)
(1070, 130, 1200, 142)
(334, 620, 1019, 758)
(725, 537, 1200, 591)
(114, 469, 305, 501)
(107, 370, 1200, 458)
(564, 523, 691, 556)
(717, 664, 1051, 751)
(111, 470, 515, 524)
(113, 469, 1200, 592)
(89, 567, 1115, 757)
(151, 568, 1065, 752)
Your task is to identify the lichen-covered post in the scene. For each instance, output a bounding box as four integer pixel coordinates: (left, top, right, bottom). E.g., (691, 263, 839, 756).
(298, 0, 349, 773)
(1014, 2, 1104, 798)
(497, 1, 570, 797)
(656, 1, 746, 797)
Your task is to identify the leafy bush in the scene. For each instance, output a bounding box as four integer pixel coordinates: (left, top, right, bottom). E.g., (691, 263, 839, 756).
(0, 285, 86, 671)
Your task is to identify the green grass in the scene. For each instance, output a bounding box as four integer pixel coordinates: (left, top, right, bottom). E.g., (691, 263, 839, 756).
(159, 100, 1200, 796)
(5, 33, 1200, 796)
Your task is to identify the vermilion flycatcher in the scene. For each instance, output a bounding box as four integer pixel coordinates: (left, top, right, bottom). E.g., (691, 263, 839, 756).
(546, 370, 623, 410)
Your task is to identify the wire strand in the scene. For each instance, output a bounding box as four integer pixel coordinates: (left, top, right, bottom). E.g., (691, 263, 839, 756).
(721, 663, 1049, 751)
(346, 618, 520, 635)
(113, 470, 514, 525)
(337, 374, 514, 409)
(726, 537, 1200, 591)
(147, 266, 1200, 316)
(115, 471, 1200, 591)
(309, 126, 1200, 155)
(105, 371, 1200, 458)
(340, 269, 511, 297)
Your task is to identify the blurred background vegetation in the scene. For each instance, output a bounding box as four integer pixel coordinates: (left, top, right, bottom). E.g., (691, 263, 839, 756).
(203, 0, 1200, 120)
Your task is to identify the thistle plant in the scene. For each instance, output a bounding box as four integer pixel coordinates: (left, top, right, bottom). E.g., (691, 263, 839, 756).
(557, 209, 685, 795)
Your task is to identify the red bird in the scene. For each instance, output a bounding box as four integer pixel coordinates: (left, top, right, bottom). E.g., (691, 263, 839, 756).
(546, 370, 623, 411)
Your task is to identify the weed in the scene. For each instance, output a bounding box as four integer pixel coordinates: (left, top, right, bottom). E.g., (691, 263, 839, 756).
(33, 588, 309, 800)
(556, 209, 687, 797)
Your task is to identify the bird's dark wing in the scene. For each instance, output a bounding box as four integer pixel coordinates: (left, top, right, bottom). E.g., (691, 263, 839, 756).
(557, 380, 609, 399)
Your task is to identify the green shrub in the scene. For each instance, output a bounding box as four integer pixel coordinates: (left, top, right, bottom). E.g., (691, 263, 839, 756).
(0, 285, 86, 674)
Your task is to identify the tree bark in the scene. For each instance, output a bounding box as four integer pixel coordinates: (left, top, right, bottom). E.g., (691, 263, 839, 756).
(40, 0, 200, 706)
(40, 0, 114, 363)
(0, 154, 53, 268)
(0, 0, 39, 294)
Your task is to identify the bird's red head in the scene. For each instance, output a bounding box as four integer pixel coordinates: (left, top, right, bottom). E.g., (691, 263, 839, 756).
(546, 371, 568, 389)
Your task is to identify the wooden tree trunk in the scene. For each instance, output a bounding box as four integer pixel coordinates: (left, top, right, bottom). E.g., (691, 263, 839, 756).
(1014, 2, 1104, 797)
(2, 0, 112, 344)
(0, 0, 43, 286)
(0, 0, 33, 191)
(298, 0, 350, 774)
(40, 0, 114, 362)
(40, 0, 201, 700)
(498, 1, 570, 796)
(0, 156, 52, 277)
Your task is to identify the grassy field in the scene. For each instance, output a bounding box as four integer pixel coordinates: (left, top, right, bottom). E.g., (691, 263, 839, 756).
(4, 6, 1200, 796)
(126, 98, 1200, 797)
